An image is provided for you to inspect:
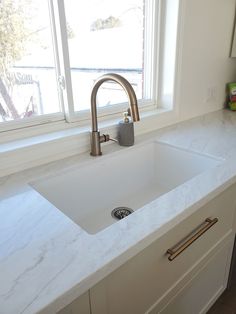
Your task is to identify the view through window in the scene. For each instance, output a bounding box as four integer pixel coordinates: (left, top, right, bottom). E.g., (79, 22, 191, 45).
(64, 0, 145, 112)
(0, 0, 59, 123)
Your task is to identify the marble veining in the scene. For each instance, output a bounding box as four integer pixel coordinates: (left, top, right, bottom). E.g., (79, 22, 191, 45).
(2, 110, 236, 313)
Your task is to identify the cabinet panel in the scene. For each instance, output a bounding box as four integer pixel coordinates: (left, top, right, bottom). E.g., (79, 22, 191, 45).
(90, 185, 236, 314)
(57, 292, 90, 314)
(159, 238, 234, 314)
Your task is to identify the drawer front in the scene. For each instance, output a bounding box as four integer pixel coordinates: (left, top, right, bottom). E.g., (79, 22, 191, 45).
(90, 184, 236, 314)
(159, 237, 234, 314)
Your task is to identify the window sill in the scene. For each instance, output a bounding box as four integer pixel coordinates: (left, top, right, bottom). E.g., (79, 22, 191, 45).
(0, 108, 178, 178)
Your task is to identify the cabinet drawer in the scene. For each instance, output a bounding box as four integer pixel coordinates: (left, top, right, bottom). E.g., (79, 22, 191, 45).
(159, 236, 234, 314)
(90, 184, 236, 314)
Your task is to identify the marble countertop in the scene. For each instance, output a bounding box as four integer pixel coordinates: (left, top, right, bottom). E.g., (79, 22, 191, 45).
(2, 109, 236, 314)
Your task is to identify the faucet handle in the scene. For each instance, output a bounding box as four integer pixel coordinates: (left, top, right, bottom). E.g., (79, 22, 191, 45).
(101, 134, 118, 143)
(100, 134, 110, 143)
(100, 134, 118, 143)
(109, 137, 118, 143)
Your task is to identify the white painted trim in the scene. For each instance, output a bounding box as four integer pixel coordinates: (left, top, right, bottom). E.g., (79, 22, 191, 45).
(54, 0, 75, 121)
(143, 0, 160, 102)
(0, 108, 178, 177)
(0, 113, 64, 133)
(0, 100, 155, 143)
(48, 0, 65, 114)
(173, 0, 187, 120)
(156, 0, 166, 106)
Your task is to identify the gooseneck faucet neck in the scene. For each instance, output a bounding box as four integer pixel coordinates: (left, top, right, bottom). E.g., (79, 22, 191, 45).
(90, 73, 140, 156)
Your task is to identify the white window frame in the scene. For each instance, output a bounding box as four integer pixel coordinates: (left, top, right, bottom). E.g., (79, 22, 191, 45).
(54, 0, 161, 123)
(0, 0, 180, 137)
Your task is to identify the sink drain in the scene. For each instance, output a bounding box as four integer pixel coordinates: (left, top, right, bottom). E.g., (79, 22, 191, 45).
(111, 207, 134, 220)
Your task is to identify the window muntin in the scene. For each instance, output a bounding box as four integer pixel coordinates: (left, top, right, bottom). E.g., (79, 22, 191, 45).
(0, 0, 60, 124)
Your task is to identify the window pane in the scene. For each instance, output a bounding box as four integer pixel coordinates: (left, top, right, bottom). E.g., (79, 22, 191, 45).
(64, 0, 145, 111)
(0, 0, 60, 123)
(161, 0, 179, 108)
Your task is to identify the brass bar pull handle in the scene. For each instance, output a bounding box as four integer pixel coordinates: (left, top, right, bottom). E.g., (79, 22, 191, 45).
(166, 217, 218, 261)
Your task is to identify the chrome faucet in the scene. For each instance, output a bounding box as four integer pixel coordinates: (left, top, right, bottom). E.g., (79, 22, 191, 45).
(90, 73, 140, 156)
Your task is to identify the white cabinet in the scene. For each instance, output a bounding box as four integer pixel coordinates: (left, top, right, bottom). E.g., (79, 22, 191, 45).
(57, 292, 90, 314)
(154, 237, 234, 314)
(90, 184, 236, 314)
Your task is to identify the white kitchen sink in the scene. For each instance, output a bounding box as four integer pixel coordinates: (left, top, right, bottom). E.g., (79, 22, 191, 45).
(31, 142, 221, 234)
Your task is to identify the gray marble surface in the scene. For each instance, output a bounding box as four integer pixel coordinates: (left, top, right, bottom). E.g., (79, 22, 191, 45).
(2, 109, 236, 314)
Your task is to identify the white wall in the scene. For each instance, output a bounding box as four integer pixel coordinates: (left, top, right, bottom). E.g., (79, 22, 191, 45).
(178, 0, 236, 121)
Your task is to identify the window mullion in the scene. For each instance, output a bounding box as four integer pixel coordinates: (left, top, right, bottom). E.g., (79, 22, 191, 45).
(156, 0, 166, 107)
(48, 0, 65, 117)
(53, 0, 75, 122)
(143, 0, 160, 105)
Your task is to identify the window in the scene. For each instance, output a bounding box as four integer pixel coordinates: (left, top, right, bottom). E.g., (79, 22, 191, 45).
(0, 0, 60, 126)
(64, 0, 145, 112)
(0, 0, 179, 131)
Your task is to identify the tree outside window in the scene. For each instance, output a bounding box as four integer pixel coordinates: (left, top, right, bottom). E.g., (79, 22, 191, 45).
(0, 0, 60, 123)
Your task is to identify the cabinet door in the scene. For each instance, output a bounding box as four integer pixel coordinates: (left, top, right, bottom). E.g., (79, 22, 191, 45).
(57, 292, 90, 314)
(90, 185, 236, 314)
(158, 237, 234, 314)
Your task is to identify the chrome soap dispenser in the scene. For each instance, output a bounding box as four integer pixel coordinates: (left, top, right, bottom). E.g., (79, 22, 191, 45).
(118, 112, 134, 146)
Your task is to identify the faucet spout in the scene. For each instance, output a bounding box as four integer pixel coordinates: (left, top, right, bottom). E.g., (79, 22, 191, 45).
(90, 73, 140, 156)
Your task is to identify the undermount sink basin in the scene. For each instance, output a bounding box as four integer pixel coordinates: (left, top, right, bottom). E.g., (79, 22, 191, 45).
(31, 142, 221, 234)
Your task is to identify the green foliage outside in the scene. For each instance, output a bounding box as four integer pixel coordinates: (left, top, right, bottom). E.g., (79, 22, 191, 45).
(0, 0, 31, 119)
(0, 0, 30, 77)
